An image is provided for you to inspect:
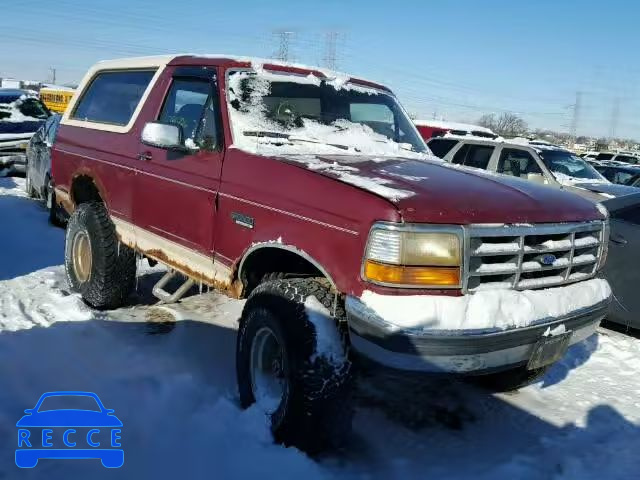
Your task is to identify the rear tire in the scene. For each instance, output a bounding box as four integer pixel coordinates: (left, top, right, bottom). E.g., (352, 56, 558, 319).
(65, 202, 136, 309)
(25, 171, 36, 198)
(236, 277, 353, 453)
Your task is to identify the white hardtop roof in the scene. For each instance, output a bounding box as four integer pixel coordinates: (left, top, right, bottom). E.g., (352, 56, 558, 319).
(414, 119, 495, 135)
(91, 54, 373, 85)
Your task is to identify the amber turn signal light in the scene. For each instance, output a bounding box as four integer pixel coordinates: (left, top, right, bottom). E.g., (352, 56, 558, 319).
(364, 260, 461, 287)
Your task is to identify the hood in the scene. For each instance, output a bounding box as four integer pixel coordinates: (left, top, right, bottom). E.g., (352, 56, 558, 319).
(0, 120, 43, 136)
(564, 182, 638, 200)
(16, 410, 123, 427)
(276, 154, 603, 224)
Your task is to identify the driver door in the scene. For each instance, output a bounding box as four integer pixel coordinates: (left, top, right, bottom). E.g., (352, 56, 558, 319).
(133, 67, 223, 257)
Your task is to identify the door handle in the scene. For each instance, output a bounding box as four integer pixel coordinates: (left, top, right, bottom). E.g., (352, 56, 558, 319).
(137, 152, 152, 161)
(610, 232, 627, 245)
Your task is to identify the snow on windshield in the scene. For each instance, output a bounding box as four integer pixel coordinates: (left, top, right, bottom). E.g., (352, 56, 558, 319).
(540, 150, 609, 185)
(226, 69, 428, 158)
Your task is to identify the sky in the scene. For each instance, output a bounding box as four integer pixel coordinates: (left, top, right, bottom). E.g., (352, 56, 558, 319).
(2, 0, 640, 140)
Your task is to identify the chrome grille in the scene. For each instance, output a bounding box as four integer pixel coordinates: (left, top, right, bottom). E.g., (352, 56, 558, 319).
(464, 222, 606, 292)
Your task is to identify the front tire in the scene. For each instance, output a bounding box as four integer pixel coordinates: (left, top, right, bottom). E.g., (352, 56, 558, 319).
(236, 278, 353, 453)
(65, 202, 136, 309)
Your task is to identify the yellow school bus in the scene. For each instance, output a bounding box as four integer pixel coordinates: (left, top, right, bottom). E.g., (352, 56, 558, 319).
(39, 87, 75, 114)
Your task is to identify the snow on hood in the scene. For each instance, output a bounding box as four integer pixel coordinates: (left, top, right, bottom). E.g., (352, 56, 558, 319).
(270, 154, 604, 224)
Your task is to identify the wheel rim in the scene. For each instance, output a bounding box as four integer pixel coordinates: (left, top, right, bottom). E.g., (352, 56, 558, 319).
(250, 326, 286, 415)
(71, 230, 92, 283)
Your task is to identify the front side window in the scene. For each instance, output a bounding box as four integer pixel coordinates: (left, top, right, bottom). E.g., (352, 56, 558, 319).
(464, 145, 494, 169)
(226, 70, 427, 156)
(613, 207, 640, 225)
(497, 148, 543, 178)
(72, 70, 155, 125)
(158, 78, 219, 149)
(539, 150, 607, 183)
(615, 155, 637, 164)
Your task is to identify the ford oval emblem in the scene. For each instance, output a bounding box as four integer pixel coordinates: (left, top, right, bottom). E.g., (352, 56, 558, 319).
(540, 254, 556, 265)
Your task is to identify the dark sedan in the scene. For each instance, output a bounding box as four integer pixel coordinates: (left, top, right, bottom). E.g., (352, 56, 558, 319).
(602, 193, 640, 329)
(593, 162, 640, 188)
(26, 114, 65, 224)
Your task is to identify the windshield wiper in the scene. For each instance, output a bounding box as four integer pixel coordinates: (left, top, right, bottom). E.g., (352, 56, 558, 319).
(243, 130, 352, 151)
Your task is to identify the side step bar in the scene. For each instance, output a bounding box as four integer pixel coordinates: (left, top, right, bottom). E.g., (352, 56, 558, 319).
(152, 270, 195, 304)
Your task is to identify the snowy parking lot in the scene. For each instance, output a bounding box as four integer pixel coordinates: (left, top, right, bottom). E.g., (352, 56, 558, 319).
(0, 175, 639, 479)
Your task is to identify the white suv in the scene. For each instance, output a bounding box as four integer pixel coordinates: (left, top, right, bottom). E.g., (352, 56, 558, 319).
(427, 136, 637, 201)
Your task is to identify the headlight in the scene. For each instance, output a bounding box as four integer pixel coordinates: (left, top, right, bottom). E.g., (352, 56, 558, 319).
(18, 142, 29, 150)
(363, 224, 463, 287)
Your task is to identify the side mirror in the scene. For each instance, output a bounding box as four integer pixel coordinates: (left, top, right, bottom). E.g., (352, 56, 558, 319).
(527, 173, 548, 185)
(141, 122, 184, 150)
(24, 409, 34, 414)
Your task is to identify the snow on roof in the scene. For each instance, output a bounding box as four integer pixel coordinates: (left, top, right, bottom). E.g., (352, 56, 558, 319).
(413, 119, 495, 135)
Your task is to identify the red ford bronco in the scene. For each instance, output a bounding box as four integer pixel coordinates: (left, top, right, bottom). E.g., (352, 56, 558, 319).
(52, 55, 612, 451)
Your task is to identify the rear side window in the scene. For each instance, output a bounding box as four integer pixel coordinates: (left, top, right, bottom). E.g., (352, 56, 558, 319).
(427, 139, 457, 159)
(72, 70, 155, 125)
(451, 144, 470, 164)
(497, 148, 543, 178)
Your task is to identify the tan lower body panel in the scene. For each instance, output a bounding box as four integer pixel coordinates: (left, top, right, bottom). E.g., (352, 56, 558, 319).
(111, 217, 238, 295)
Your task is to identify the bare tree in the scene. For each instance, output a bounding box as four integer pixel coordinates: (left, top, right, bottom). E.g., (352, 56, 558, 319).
(477, 113, 528, 137)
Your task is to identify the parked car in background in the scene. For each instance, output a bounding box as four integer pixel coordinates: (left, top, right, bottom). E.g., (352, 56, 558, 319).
(26, 114, 66, 225)
(592, 162, 640, 187)
(39, 86, 75, 114)
(590, 152, 639, 164)
(601, 193, 640, 330)
(414, 119, 497, 141)
(429, 136, 637, 201)
(0, 89, 50, 176)
(53, 55, 611, 452)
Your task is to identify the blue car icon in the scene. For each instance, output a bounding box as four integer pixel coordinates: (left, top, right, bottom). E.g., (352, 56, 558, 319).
(16, 391, 123, 468)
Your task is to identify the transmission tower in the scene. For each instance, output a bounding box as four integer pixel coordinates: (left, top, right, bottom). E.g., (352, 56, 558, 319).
(609, 97, 620, 140)
(323, 31, 339, 70)
(570, 91, 582, 139)
(273, 30, 294, 61)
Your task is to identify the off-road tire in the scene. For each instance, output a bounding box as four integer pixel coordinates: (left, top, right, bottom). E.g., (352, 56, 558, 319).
(237, 277, 354, 453)
(473, 365, 551, 392)
(65, 202, 136, 309)
(46, 177, 66, 227)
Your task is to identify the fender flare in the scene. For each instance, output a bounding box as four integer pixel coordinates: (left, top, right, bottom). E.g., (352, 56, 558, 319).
(237, 242, 338, 290)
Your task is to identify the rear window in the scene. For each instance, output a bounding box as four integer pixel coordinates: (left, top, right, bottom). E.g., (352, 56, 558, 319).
(427, 138, 458, 158)
(71, 70, 155, 126)
(596, 153, 614, 161)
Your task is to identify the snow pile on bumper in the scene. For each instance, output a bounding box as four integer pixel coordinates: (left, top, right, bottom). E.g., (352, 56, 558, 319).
(360, 278, 611, 332)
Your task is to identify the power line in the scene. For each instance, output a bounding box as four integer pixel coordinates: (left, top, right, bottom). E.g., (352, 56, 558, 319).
(273, 30, 295, 62)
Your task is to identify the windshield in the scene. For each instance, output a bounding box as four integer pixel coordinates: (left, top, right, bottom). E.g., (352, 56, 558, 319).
(227, 70, 428, 156)
(0, 94, 49, 122)
(539, 150, 608, 183)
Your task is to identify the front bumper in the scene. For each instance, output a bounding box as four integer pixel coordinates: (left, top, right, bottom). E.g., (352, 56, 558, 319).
(346, 295, 610, 374)
(0, 152, 26, 174)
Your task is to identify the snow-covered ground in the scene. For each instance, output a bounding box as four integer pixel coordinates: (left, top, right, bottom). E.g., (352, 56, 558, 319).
(0, 176, 639, 479)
